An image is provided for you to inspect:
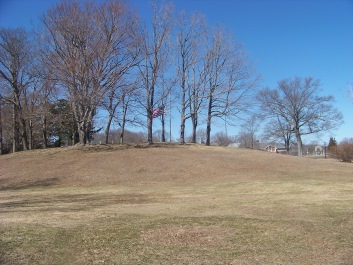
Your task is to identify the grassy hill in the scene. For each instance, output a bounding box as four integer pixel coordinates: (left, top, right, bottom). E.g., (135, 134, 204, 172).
(1, 144, 353, 264)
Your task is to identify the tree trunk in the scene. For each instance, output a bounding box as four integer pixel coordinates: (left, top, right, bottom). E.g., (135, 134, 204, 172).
(179, 75, 186, 144)
(119, 126, 125, 144)
(20, 117, 29, 151)
(192, 123, 196, 143)
(205, 92, 213, 146)
(105, 114, 113, 144)
(79, 128, 86, 145)
(78, 119, 87, 145)
(42, 115, 48, 149)
(285, 140, 290, 154)
(71, 126, 76, 146)
(120, 99, 127, 145)
(147, 114, 153, 144)
(295, 131, 303, 156)
(284, 134, 290, 155)
(206, 121, 211, 146)
(190, 112, 197, 143)
(86, 113, 94, 145)
(190, 69, 197, 144)
(180, 118, 185, 144)
(76, 107, 95, 145)
(161, 113, 166, 142)
(28, 119, 33, 150)
(104, 93, 116, 144)
(12, 103, 19, 153)
(147, 84, 155, 144)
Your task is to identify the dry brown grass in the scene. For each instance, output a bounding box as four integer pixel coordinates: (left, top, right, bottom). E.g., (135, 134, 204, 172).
(1, 143, 353, 264)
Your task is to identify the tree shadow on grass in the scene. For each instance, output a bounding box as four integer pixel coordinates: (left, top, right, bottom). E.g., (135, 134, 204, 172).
(0, 192, 153, 213)
(0, 177, 60, 191)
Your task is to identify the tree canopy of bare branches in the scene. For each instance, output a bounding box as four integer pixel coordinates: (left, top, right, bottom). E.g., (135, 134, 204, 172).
(174, 11, 206, 144)
(137, 1, 174, 144)
(41, 0, 140, 144)
(203, 27, 259, 145)
(5, 1, 346, 154)
(258, 77, 343, 156)
(0, 28, 35, 152)
(261, 114, 292, 153)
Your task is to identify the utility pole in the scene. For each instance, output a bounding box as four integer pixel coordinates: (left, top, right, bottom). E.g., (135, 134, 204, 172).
(169, 91, 172, 142)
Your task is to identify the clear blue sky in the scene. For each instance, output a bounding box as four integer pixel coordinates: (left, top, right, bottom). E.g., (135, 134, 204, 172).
(1, 0, 352, 143)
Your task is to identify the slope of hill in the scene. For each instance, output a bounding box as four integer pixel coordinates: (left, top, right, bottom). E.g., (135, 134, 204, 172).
(1, 143, 351, 190)
(1, 144, 353, 264)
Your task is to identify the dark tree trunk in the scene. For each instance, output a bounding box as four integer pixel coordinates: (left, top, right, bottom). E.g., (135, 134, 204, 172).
(42, 115, 48, 149)
(78, 127, 86, 145)
(119, 127, 125, 144)
(120, 98, 127, 145)
(190, 112, 197, 143)
(147, 84, 155, 144)
(205, 92, 213, 146)
(105, 115, 113, 144)
(104, 93, 116, 144)
(147, 114, 153, 144)
(179, 74, 186, 144)
(28, 119, 33, 150)
(20, 117, 29, 151)
(12, 103, 19, 153)
(161, 113, 166, 142)
(294, 128, 303, 156)
(180, 118, 185, 144)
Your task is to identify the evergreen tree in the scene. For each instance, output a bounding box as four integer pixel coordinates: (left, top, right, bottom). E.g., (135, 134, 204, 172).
(327, 137, 337, 153)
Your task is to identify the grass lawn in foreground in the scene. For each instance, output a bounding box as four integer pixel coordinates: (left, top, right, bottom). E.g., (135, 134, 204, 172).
(1, 144, 353, 264)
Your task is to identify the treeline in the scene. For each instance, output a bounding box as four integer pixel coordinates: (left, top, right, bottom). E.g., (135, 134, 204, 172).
(0, 1, 344, 156)
(0, 0, 260, 154)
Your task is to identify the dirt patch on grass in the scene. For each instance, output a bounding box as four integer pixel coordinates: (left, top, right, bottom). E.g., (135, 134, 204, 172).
(141, 225, 233, 247)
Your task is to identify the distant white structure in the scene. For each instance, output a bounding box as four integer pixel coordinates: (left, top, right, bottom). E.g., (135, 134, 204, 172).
(227, 143, 240, 148)
(315, 146, 323, 155)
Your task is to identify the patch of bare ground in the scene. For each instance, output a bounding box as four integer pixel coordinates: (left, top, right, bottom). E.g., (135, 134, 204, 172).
(1, 143, 353, 264)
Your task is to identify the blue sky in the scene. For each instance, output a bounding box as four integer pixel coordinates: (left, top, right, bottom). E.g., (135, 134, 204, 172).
(1, 0, 352, 143)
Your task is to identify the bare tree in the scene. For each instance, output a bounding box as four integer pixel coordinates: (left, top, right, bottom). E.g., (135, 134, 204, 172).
(213, 131, 236, 146)
(101, 77, 139, 144)
(174, 11, 206, 144)
(188, 56, 208, 143)
(261, 114, 292, 154)
(41, 1, 140, 145)
(203, 26, 259, 146)
(196, 127, 207, 144)
(0, 99, 14, 153)
(239, 114, 261, 149)
(0, 28, 35, 152)
(258, 77, 343, 156)
(35, 73, 59, 148)
(118, 85, 143, 144)
(237, 132, 254, 149)
(137, 1, 173, 144)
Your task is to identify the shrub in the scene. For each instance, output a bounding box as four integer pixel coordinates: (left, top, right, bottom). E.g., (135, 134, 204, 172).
(213, 132, 236, 147)
(333, 138, 353, 162)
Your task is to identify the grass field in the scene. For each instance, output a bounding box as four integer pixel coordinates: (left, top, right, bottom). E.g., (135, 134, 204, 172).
(1, 143, 353, 264)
